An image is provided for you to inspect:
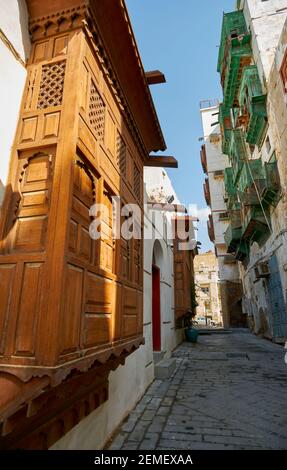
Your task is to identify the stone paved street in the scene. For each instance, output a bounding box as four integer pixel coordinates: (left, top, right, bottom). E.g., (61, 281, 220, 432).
(108, 330, 287, 450)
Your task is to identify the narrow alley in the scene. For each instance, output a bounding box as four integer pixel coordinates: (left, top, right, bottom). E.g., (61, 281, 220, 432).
(108, 331, 287, 450)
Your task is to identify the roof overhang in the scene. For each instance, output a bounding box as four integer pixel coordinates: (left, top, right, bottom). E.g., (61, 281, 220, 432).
(145, 156, 178, 168)
(89, 0, 167, 153)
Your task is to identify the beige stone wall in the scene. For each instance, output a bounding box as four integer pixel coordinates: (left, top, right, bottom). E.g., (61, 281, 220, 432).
(194, 251, 222, 324)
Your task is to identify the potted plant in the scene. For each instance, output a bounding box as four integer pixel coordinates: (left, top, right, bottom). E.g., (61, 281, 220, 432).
(184, 310, 199, 343)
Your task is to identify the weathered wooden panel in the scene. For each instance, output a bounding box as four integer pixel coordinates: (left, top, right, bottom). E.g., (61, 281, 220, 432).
(122, 286, 138, 337)
(60, 264, 83, 354)
(20, 117, 38, 143)
(14, 262, 43, 356)
(53, 35, 69, 57)
(84, 316, 111, 347)
(173, 222, 194, 320)
(33, 41, 49, 63)
(43, 112, 60, 139)
(14, 216, 47, 252)
(0, 264, 16, 355)
(83, 272, 113, 347)
(99, 190, 114, 273)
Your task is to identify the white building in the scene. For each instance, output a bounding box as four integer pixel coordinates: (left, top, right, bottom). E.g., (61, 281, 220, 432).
(194, 251, 222, 325)
(0, 0, 30, 207)
(216, 0, 287, 341)
(199, 101, 244, 327)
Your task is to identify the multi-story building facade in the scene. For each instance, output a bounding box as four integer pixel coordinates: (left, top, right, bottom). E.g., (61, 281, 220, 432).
(0, 0, 195, 450)
(194, 251, 222, 325)
(218, 0, 287, 342)
(200, 101, 244, 328)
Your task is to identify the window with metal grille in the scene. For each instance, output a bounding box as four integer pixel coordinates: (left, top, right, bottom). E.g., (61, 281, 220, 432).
(89, 80, 105, 142)
(133, 163, 141, 200)
(116, 132, 126, 177)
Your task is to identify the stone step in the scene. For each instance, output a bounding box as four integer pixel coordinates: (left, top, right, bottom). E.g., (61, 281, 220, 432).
(153, 351, 165, 364)
(154, 358, 176, 379)
(196, 328, 233, 335)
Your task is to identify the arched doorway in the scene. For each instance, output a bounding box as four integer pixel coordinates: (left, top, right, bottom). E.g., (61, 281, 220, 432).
(152, 240, 164, 352)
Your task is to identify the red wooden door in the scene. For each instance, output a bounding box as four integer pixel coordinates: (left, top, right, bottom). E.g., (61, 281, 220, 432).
(152, 264, 161, 351)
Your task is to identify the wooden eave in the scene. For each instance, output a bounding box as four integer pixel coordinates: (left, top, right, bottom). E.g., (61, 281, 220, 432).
(145, 156, 178, 168)
(145, 70, 166, 85)
(89, 0, 167, 154)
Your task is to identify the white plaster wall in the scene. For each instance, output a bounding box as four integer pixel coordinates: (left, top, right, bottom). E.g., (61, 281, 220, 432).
(52, 169, 183, 449)
(218, 256, 240, 282)
(241, 0, 287, 82)
(0, 0, 30, 205)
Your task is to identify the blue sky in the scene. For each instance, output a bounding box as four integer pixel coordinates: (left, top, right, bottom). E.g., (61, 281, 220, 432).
(126, 0, 234, 251)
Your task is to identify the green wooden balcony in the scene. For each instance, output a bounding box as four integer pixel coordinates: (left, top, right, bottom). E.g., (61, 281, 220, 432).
(218, 11, 249, 76)
(237, 159, 265, 196)
(225, 224, 242, 253)
(241, 206, 270, 244)
(262, 161, 281, 207)
(224, 167, 238, 209)
(223, 41, 252, 108)
(235, 240, 249, 262)
(237, 160, 281, 207)
(228, 129, 248, 183)
(238, 66, 267, 146)
(218, 12, 252, 108)
(219, 103, 232, 154)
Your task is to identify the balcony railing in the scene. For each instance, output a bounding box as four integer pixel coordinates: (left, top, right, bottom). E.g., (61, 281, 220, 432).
(224, 224, 242, 253)
(238, 66, 267, 146)
(203, 178, 211, 206)
(200, 144, 207, 174)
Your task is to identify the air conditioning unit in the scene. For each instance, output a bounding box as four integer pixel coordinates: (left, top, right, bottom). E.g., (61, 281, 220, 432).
(254, 262, 270, 279)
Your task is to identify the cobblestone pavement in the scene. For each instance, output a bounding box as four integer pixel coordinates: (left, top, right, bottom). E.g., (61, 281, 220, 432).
(108, 330, 287, 450)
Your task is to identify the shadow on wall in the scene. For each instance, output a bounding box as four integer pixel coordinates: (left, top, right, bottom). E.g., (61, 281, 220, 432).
(17, 0, 31, 61)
